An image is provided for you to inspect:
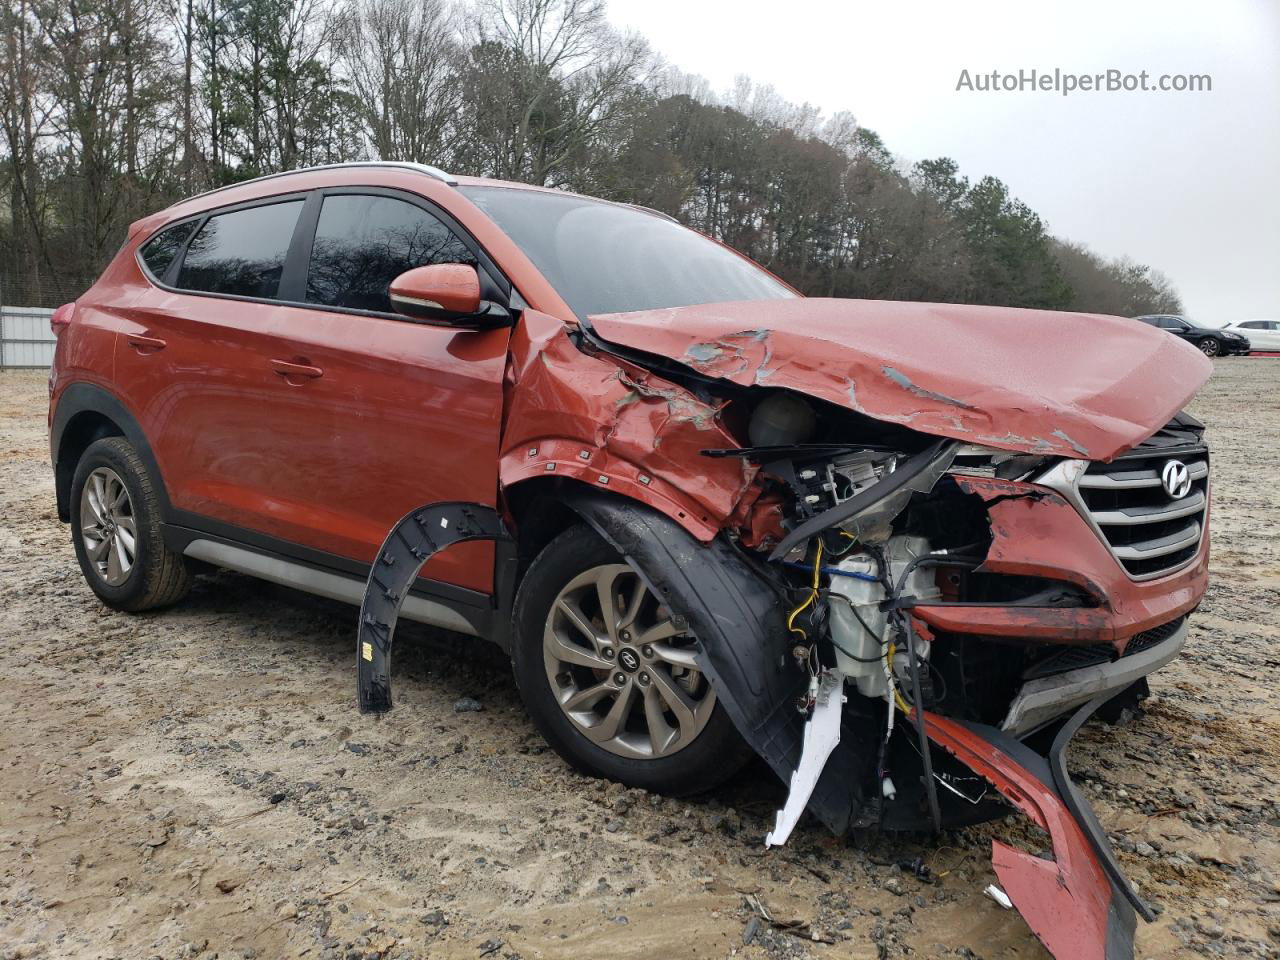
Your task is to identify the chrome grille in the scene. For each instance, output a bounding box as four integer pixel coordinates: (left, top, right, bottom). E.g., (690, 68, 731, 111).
(1077, 449, 1209, 578)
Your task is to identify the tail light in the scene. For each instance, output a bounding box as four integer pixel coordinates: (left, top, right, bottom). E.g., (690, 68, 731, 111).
(50, 302, 75, 335)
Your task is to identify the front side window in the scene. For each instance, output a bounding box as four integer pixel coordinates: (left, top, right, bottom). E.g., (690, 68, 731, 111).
(177, 200, 304, 298)
(459, 186, 796, 319)
(305, 194, 476, 313)
(140, 220, 198, 280)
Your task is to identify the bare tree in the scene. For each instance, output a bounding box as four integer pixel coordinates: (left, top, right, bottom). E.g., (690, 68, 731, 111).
(458, 0, 651, 186)
(0, 0, 57, 291)
(333, 0, 460, 164)
(0, 0, 1188, 315)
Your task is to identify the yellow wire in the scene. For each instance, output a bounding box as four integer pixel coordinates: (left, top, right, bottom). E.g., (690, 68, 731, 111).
(786, 539, 824, 642)
(788, 536, 913, 716)
(885, 642, 912, 714)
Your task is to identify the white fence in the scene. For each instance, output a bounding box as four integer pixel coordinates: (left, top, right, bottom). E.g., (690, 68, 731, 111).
(0, 306, 56, 369)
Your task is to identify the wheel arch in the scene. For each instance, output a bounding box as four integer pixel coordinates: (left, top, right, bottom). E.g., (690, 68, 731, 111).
(52, 383, 168, 523)
(503, 476, 593, 569)
(553, 487, 877, 833)
(502, 474, 714, 592)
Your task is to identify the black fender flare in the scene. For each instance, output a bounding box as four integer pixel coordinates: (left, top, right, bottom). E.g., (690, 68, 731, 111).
(357, 502, 509, 713)
(50, 382, 169, 521)
(561, 489, 875, 833)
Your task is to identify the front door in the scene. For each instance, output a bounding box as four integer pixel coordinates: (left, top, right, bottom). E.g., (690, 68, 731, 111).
(252, 190, 510, 594)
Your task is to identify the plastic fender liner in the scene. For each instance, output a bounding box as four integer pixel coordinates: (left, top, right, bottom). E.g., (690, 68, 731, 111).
(921, 696, 1152, 960)
(357, 502, 508, 714)
(563, 488, 875, 833)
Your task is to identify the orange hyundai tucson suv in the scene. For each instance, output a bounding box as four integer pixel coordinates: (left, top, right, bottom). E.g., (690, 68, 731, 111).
(50, 162, 1212, 952)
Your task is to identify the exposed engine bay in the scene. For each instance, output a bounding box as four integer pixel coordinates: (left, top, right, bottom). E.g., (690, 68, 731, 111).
(360, 301, 1215, 960)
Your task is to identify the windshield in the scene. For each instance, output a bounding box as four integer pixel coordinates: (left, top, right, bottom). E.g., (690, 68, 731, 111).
(460, 186, 796, 318)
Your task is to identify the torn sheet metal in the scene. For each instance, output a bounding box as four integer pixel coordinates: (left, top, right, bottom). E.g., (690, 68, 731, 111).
(765, 670, 845, 848)
(499, 310, 761, 541)
(588, 299, 1212, 461)
(912, 475, 1209, 649)
(921, 701, 1150, 960)
(357, 502, 507, 713)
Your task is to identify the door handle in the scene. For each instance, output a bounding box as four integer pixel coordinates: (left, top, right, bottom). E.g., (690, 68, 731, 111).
(126, 333, 167, 352)
(270, 358, 324, 381)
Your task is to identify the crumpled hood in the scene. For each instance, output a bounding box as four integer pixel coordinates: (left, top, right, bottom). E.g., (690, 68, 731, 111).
(589, 298, 1213, 461)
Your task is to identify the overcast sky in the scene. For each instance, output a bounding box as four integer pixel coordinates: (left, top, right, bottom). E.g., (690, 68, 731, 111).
(607, 0, 1280, 324)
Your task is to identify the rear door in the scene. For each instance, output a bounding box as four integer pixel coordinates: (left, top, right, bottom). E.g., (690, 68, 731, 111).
(251, 189, 511, 594)
(1253, 321, 1280, 350)
(116, 195, 309, 535)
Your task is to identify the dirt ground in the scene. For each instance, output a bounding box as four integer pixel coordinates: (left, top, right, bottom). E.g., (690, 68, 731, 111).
(2, 361, 1278, 960)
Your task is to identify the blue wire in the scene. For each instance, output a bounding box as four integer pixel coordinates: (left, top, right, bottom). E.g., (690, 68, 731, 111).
(781, 560, 879, 582)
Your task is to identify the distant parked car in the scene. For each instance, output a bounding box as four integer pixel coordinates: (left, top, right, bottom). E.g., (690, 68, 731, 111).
(1222, 319, 1280, 353)
(1134, 314, 1249, 357)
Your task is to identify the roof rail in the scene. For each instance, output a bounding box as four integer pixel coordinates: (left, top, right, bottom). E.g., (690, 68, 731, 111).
(177, 161, 458, 206)
(622, 202, 679, 224)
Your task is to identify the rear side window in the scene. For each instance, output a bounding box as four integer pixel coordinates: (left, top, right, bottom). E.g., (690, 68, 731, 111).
(140, 220, 198, 280)
(305, 194, 476, 313)
(177, 200, 304, 298)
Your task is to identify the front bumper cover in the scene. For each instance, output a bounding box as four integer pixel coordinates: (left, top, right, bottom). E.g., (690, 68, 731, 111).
(358, 494, 1160, 960)
(559, 491, 1157, 960)
(1001, 618, 1187, 735)
(914, 475, 1209, 650)
(924, 697, 1154, 960)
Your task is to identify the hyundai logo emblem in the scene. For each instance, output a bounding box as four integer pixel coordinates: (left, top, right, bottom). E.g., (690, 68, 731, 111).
(1161, 459, 1192, 500)
(618, 649, 640, 672)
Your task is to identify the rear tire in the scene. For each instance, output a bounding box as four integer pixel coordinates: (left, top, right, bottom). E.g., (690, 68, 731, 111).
(511, 524, 752, 795)
(70, 437, 193, 611)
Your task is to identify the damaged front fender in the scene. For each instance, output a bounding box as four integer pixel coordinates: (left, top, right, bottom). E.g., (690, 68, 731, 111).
(500, 310, 762, 542)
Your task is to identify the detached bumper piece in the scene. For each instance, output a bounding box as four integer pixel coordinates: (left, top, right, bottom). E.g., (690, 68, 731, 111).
(357, 502, 507, 714)
(924, 695, 1154, 960)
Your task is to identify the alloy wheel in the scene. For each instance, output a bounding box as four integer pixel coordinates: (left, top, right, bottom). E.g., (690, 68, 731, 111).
(1199, 338, 1220, 357)
(80, 466, 137, 586)
(542, 563, 715, 760)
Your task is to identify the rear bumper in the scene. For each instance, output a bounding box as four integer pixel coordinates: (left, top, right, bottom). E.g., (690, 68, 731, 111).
(1000, 618, 1187, 735)
(914, 475, 1208, 650)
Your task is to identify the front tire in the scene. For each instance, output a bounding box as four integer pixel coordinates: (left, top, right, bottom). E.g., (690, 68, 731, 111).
(70, 437, 193, 611)
(511, 524, 752, 795)
(1199, 337, 1221, 357)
